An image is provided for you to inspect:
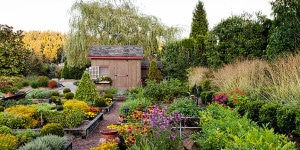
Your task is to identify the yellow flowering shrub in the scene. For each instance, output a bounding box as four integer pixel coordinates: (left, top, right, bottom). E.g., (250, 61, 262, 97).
(105, 98, 112, 106)
(90, 140, 118, 150)
(4, 105, 36, 117)
(0, 133, 19, 149)
(63, 99, 89, 112)
(85, 112, 97, 120)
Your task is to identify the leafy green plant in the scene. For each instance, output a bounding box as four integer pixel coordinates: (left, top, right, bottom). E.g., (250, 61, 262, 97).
(25, 89, 53, 99)
(15, 129, 38, 145)
(21, 80, 30, 87)
(192, 104, 296, 149)
(167, 97, 202, 117)
(30, 81, 38, 88)
(0, 125, 12, 134)
(40, 123, 64, 137)
(18, 135, 66, 150)
(143, 79, 188, 103)
(293, 108, 300, 136)
(13, 82, 23, 89)
(93, 96, 107, 107)
(200, 90, 215, 104)
(0, 99, 34, 108)
(0, 105, 4, 112)
(64, 110, 85, 128)
(119, 97, 152, 116)
(0, 112, 37, 129)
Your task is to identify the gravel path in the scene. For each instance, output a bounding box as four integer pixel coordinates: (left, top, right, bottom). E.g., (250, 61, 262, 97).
(70, 101, 123, 150)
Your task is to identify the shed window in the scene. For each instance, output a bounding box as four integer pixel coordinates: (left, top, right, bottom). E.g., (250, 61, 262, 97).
(89, 66, 109, 79)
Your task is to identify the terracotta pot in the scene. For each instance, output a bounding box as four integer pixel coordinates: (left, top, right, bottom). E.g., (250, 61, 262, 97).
(4, 92, 14, 98)
(99, 129, 120, 144)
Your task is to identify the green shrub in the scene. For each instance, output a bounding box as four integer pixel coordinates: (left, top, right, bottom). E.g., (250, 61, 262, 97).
(0, 76, 24, 85)
(25, 89, 53, 99)
(293, 109, 300, 136)
(0, 112, 37, 129)
(259, 103, 279, 131)
(0, 125, 12, 134)
(40, 123, 64, 137)
(30, 81, 38, 88)
(16, 129, 38, 145)
(0, 99, 34, 108)
(104, 93, 113, 99)
(167, 97, 202, 117)
(37, 76, 50, 87)
(45, 111, 65, 125)
(244, 100, 265, 123)
(74, 72, 99, 103)
(22, 80, 30, 87)
(94, 96, 107, 107)
(65, 92, 74, 100)
(200, 78, 214, 91)
(276, 105, 296, 134)
(50, 91, 60, 97)
(63, 88, 71, 94)
(64, 110, 85, 128)
(143, 79, 188, 103)
(13, 82, 23, 89)
(0, 133, 18, 150)
(0, 106, 4, 112)
(119, 97, 152, 116)
(192, 104, 296, 149)
(200, 90, 215, 104)
(18, 135, 66, 150)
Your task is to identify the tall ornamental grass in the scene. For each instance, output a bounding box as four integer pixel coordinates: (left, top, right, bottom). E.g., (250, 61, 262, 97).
(211, 54, 300, 104)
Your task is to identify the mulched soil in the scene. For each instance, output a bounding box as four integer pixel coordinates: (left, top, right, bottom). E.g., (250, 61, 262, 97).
(69, 101, 123, 150)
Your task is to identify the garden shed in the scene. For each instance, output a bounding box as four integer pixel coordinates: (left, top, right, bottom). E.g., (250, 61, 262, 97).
(87, 45, 143, 91)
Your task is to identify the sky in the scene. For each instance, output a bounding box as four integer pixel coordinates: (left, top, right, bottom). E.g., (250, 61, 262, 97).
(0, 0, 272, 38)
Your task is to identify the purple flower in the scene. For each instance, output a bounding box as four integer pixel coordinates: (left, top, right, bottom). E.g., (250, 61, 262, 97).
(169, 134, 175, 140)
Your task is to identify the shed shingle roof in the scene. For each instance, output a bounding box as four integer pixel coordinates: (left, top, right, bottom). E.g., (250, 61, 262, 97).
(88, 45, 143, 59)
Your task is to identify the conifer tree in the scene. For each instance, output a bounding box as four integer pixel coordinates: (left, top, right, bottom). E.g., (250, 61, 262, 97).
(189, 1, 208, 66)
(74, 72, 99, 103)
(148, 60, 163, 83)
(190, 1, 208, 39)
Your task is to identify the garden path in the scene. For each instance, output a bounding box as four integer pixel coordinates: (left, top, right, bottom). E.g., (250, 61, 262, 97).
(70, 101, 123, 150)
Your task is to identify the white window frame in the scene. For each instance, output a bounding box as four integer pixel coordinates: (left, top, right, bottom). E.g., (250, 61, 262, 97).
(89, 66, 109, 79)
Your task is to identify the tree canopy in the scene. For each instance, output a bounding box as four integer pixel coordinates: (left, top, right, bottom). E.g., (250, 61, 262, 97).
(65, 0, 181, 67)
(0, 24, 30, 76)
(267, 0, 300, 59)
(23, 30, 65, 63)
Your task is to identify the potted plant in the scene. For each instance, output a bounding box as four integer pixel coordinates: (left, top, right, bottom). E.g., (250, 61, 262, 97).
(98, 76, 113, 85)
(0, 82, 18, 97)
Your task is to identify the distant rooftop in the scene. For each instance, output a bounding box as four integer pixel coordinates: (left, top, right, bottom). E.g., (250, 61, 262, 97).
(141, 61, 163, 68)
(88, 45, 143, 59)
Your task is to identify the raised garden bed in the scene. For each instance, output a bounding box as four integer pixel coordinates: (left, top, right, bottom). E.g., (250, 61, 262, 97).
(113, 95, 127, 101)
(13, 112, 104, 139)
(64, 112, 104, 139)
(99, 101, 116, 113)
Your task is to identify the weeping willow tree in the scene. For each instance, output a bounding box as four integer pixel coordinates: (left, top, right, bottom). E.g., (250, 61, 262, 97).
(65, 0, 181, 67)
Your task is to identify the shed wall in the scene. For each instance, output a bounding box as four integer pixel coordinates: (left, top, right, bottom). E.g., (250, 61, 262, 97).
(91, 59, 141, 90)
